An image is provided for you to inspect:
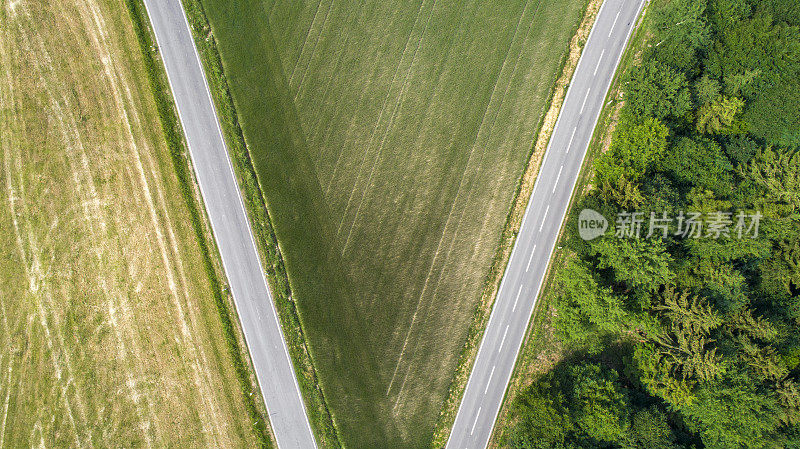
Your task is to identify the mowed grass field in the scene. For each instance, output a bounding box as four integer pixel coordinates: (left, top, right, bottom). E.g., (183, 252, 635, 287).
(199, 0, 588, 446)
(0, 0, 263, 446)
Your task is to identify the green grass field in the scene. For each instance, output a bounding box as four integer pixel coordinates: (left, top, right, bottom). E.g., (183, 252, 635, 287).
(0, 0, 267, 446)
(198, 0, 589, 446)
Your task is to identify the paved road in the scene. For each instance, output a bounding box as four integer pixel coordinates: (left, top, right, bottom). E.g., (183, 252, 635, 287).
(140, 1, 317, 448)
(445, 0, 647, 447)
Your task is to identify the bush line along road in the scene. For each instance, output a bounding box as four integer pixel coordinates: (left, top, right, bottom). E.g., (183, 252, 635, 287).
(140, 0, 317, 448)
(445, 0, 647, 447)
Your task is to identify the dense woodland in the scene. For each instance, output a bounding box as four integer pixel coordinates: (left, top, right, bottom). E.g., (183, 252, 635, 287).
(506, 0, 800, 447)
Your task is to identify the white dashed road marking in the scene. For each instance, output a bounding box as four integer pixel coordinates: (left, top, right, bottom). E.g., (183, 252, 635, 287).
(580, 88, 591, 114)
(485, 366, 496, 394)
(553, 165, 563, 193)
(539, 205, 550, 232)
(609, 11, 620, 36)
(525, 244, 537, 272)
(498, 325, 509, 353)
(594, 49, 605, 75)
(470, 407, 481, 435)
(566, 127, 577, 154)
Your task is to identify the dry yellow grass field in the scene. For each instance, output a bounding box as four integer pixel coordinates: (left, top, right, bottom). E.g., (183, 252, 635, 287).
(0, 0, 262, 446)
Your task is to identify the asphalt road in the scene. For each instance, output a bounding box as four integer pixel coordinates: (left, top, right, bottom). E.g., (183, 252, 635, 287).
(445, 0, 647, 447)
(140, 1, 317, 448)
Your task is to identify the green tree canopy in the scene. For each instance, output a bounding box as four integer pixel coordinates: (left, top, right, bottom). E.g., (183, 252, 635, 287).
(595, 117, 669, 208)
(695, 95, 744, 134)
(707, 12, 800, 97)
(650, 0, 712, 70)
(625, 61, 693, 120)
(660, 137, 733, 194)
(592, 237, 675, 296)
(555, 260, 631, 349)
(683, 372, 782, 448)
(570, 363, 631, 444)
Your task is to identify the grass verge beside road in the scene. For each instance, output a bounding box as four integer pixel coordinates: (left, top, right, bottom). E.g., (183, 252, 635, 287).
(126, 1, 274, 445)
(177, 0, 342, 446)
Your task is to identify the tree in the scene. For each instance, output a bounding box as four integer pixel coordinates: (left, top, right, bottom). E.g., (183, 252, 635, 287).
(634, 342, 698, 409)
(776, 379, 800, 426)
(555, 260, 630, 348)
(758, 238, 800, 300)
(724, 136, 758, 164)
(741, 147, 800, 214)
(629, 407, 681, 449)
(708, 12, 800, 145)
(736, 336, 788, 382)
(724, 68, 761, 97)
(682, 372, 782, 448)
(640, 173, 681, 214)
(634, 288, 724, 409)
(608, 116, 671, 175)
(506, 376, 573, 449)
(676, 258, 748, 312)
(728, 308, 780, 343)
(650, 0, 712, 70)
(694, 74, 721, 105)
(597, 174, 646, 210)
(707, 12, 800, 98)
(742, 76, 800, 146)
(695, 95, 744, 134)
(625, 61, 692, 120)
(754, 0, 800, 27)
(657, 288, 722, 336)
(593, 237, 675, 296)
(569, 363, 631, 445)
(707, 0, 751, 33)
(660, 137, 733, 194)
(594, 117, 669, 209)
(506, 363, 632, 448)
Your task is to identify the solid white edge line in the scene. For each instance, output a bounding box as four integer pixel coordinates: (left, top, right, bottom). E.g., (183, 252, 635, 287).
(140, 1, 318, 446)
(444, 0, 649, 447)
